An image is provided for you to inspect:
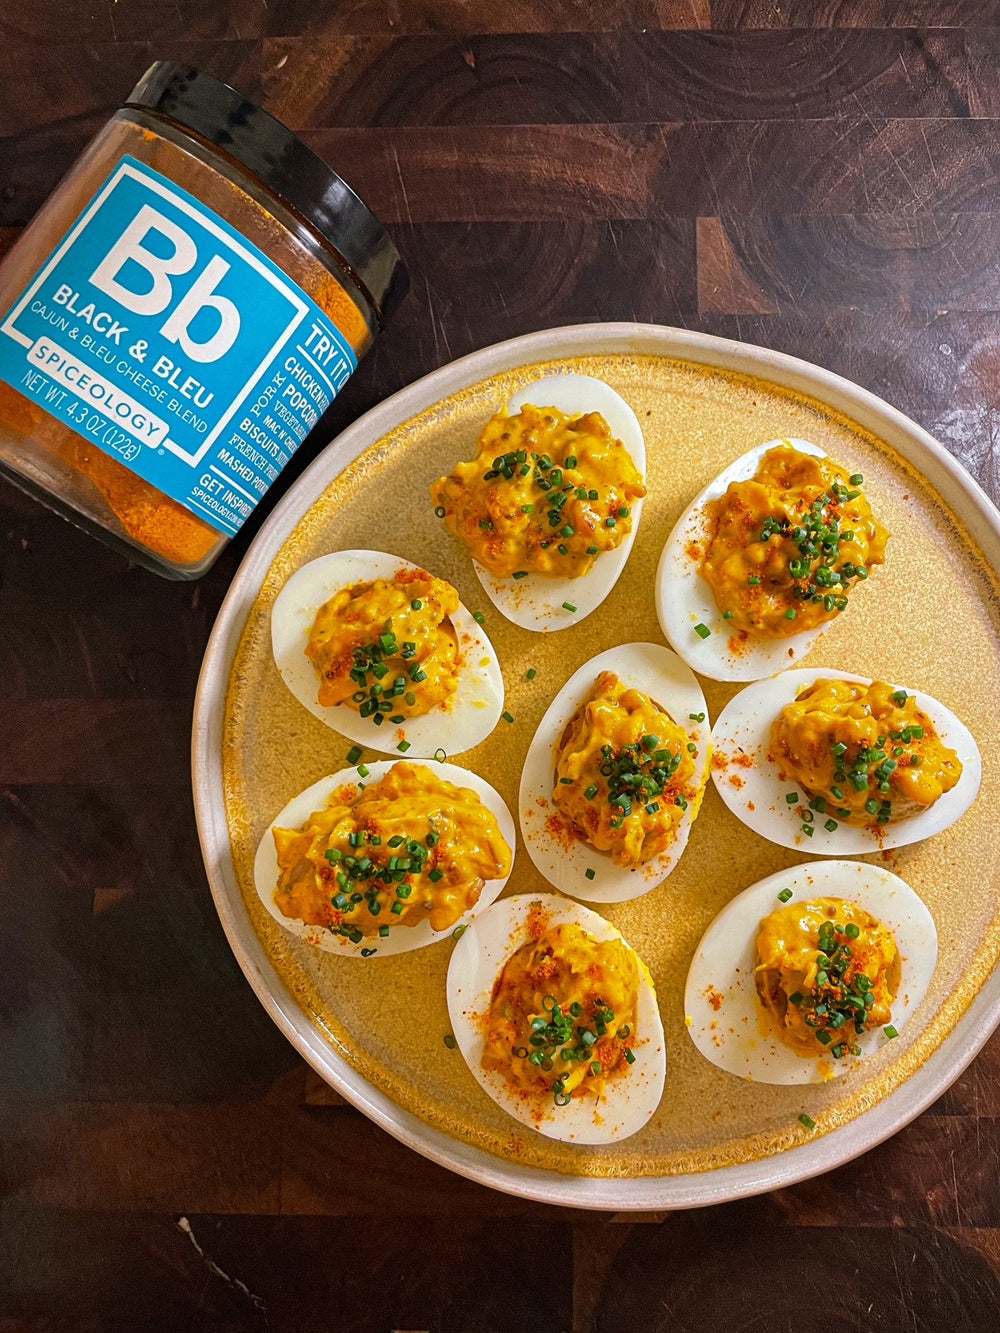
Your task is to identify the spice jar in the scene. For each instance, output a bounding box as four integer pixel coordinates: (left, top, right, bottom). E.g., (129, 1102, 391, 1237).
(0, 63, 406, 579)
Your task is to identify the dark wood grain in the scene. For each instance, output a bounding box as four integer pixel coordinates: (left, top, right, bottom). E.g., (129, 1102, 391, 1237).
(711, 2, 997, 26)
(3, 28, 991, 133)
(3, 4, 1000, 1331)
(0, 1, 711, 44)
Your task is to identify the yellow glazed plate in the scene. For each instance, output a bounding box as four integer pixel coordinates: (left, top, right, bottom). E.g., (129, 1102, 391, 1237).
(193, 324, 1000, 1209)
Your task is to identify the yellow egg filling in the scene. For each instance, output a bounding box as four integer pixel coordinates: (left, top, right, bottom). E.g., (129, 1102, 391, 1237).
(755, 897, 899, 1059)
(482, 920, 640, 1105)
(553, 670, 698, 867)
(305, 569, 461, 720)
(272, 762, 512, 938)
(430, 403, 646, 579)
(701, 445, 889, 638)
(770, 678, 963, 827)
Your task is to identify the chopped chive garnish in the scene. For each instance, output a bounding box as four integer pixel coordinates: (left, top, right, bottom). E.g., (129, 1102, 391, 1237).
(434, 748, 447, 762)
(585, 868, 596, 880)
(584, 784, 599, 800)
(562, 602, 577, 613)
(443, 1034, 457, 1050)
(777, 888, 793, 903)
(410, 599, 422, 611)
(799, 1113, 817, 1130)
(723, 610, 734, 619)
(694, 623, 711, 639)
(785, 608, 797, 620)
(428, 869, 444, 883)
(747, 576, 761, 586)
(434, 505, 446, 518)
(883, 1025, 898, 1040)
(824, 818, 838, 832)
(526, 667, 537, 680)
(502, 710, 515, 724)
(472, 611, 486, 624)
(785, 791, 799, 804)
(849, 473, 864, 486)
(452, 924, 467, 940)
(397, 741, 410, 752)
(512, 570, 529, 579)
(357, 764, 369, 778)
(689, 712, 706, 722)
(378, 925, 390, 938)
(346, 745, 362, 764)
(624, 1049, 636, 1065)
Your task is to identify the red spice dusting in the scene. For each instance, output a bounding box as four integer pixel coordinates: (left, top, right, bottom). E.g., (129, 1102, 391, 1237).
(729, 774, 745, 790)
(728, 630, 750, 656)
(686, 541, 703, 561)
(747, 801, 755, 811)
(526, 903, 550, 941)
(733, 752, 753, 769)
(543, 811, 578, 851)
(704, 985, 724, 1012)
(711, 752, 729, 771)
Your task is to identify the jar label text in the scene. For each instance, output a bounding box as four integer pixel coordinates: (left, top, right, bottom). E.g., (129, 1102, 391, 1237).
(0, 156, 358, 536)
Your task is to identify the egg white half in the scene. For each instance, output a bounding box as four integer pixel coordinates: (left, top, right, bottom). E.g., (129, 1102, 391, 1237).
(684, 859, 938, 1085)
(254, 759, 516, 959)
(447, 893, 666, 1142)
(271, 549, 504, 757)
(656, 437, 864, 682)
(710, 668, 982, 854)
(472, 373, 646, 631)
(519, 642, 710, 904)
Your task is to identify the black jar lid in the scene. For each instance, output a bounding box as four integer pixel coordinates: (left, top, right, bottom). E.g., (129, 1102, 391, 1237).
(126, 62, 407, 327)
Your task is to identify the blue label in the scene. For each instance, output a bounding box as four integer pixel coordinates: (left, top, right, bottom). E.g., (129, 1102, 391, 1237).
(0, 155, 358, 536)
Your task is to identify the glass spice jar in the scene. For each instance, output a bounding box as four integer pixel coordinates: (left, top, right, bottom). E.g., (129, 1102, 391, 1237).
(0, 63, 407, 579)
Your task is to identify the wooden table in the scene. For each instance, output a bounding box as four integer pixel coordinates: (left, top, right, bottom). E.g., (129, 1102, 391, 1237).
(2, 4, 1000, 1329)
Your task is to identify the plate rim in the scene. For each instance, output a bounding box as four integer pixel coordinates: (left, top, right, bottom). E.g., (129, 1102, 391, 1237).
(192, 321, 1000, 1210)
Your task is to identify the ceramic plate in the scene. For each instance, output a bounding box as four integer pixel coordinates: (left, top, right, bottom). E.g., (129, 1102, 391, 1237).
(193, 323, 1000, 1209)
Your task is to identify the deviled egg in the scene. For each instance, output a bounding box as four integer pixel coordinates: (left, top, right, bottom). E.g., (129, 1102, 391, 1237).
(710, 669, 981, 853)
(656, 439, 889, 681)
(254, 759, 515, 958)
(271, 549, 504, 757)
(447, 893, 666, 1142)
(430, 373, 646, 630)
(685, 859, 937, 1084)
(519, 643, 710, 903)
